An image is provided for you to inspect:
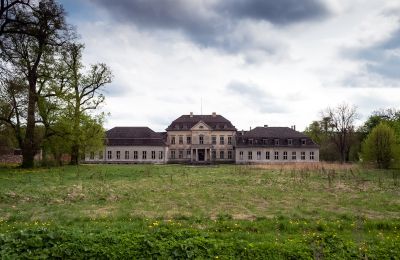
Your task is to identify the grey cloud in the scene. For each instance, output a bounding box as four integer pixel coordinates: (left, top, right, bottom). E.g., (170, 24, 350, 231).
(91, 0, 329, 58)
(343, 27, 400, 86)
(226, 81, 287, 113)
(217, 0, 329, 25)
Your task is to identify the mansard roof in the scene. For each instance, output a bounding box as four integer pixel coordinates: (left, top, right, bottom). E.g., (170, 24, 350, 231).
(237, 126, 319, 148)
(106, 127, 166, 146)
(166, 114, 236, 131)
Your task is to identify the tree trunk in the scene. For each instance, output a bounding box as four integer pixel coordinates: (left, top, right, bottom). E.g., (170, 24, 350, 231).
(70, 144, 79, 165)
(21, 82, 36, 168)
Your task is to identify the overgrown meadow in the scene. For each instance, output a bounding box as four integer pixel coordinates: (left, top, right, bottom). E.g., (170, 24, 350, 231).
(0, 164, 399, 259)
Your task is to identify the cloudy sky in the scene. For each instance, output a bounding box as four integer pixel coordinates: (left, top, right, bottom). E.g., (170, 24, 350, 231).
(59, 0, 400, 132)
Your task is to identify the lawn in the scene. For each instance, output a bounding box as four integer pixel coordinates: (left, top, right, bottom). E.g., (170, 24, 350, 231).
(0, 164, 399, 258)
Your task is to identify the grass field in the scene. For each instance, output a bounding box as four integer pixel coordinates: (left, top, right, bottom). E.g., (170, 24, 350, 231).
(0, 164, 399, 258)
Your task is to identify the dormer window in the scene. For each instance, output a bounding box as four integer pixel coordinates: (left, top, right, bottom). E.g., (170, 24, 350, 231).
(175, 125, 179, 130)
(224, 124, 227, 129)
(262, 139, 268, 145)
(301, 139, 306, 145)
(288, 139, 293, 145)
(274, 139, 279, 146)
(255, 139, 258, 144)
(249, 139, 253, 145)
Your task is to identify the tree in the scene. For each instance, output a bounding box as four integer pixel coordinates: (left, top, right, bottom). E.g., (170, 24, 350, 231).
(0, 0, 31, 35)
(321, 103, 359, 163)
(61, 43, 112, 165)
(362, 122, 398, 169)
(0, 0, 71, 167)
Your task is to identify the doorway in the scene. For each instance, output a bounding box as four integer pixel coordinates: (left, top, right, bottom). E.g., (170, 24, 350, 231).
(198, 149, 205, 161)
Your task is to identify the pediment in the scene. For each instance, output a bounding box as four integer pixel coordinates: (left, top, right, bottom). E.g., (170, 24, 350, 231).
(191, 121, 212, 131)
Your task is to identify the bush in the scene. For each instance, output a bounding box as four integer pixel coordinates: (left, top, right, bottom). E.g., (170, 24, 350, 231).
(1, 225, 399, 259)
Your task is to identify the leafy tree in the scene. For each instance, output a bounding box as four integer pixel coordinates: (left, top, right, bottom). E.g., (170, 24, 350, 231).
(362, 122, 399, 169)
(0, 0, 71, 167)
(60, 43, 111, 165)
(304, 120, 341, 161)
(0, 0, 31, 35)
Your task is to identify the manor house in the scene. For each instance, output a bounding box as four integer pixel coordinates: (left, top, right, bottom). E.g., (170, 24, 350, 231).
(85, 112, 319, 164)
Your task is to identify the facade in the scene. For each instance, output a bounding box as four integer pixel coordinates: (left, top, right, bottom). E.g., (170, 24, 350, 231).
(235, 126, 319, 163)
(85, 127, 167, 163)
(84, 113, 319, 164)
(166, 112, 236, 163)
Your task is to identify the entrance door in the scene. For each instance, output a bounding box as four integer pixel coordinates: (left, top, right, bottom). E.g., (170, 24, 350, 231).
(198, 149, 205, 161)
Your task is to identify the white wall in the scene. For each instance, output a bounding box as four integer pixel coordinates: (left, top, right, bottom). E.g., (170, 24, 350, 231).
(85, 146, 167, 163)
(235, 147, 319, 163)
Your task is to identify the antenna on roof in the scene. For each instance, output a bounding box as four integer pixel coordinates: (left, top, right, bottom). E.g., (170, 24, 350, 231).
(200, 97, 203, 115)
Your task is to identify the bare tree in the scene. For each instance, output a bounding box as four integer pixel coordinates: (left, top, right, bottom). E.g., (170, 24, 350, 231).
(322, 103, 359, 163)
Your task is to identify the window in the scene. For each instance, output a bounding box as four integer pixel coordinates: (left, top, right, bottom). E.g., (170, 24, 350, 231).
(99, 151, 103, 160)
(186, 149, 191, 158)
(220, 150, 224, 159)
(288, 139, 293, 145)
(263, 139, 268, 145)
(220, 136, 224, 145)
(186, 136, 191, 144)
(228, 136, 232, 145)
(301, 139, 306, 145)
(116, 151, 121, 159)
(248, 151, 253, 160)
(134, 151, 138, 159)
(257, 151, 261, 160)
(239, 151, 244, 160)
(159, 151, 163, 160)
(274, 139, 279, 146)
(151, 151, 156, 159)
(249, 139, 253, 144)
(212, 150, 216, 159)
(199, 125, 204, 129)
(274, 151, 279, 160)
(283, 151, 288, 160)
(301, 151, 306, 160)
(199, 135, 204, 144)
(310, 151, 315, 160)
(90, 152, 94, 160)
(125, 151, 129, 159)
(171, 150, 176, 159)
(142, 151, 147, 159)
(171, 136, 176, 144)
(292, 151, 296, 160)
(212, 136, 217, 145)
(228, 150, 233, 159)
(179, 136, 183, 144)
(107, 151, 112, 159)
(179, 150, 184, 159)
(266, 151, 270, 160)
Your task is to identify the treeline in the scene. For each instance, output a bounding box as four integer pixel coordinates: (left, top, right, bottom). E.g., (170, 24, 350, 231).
(0, 0, 112, 167)
(304, 103, 400, 169)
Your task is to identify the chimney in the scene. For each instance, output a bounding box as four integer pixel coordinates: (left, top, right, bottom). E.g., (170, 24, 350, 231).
(212, 112, 217, 117)
(264, 125, 268, 128)
(250, 126, 252, 131)
(292, 125, 296, 130)
(190, 112, 193, 117)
